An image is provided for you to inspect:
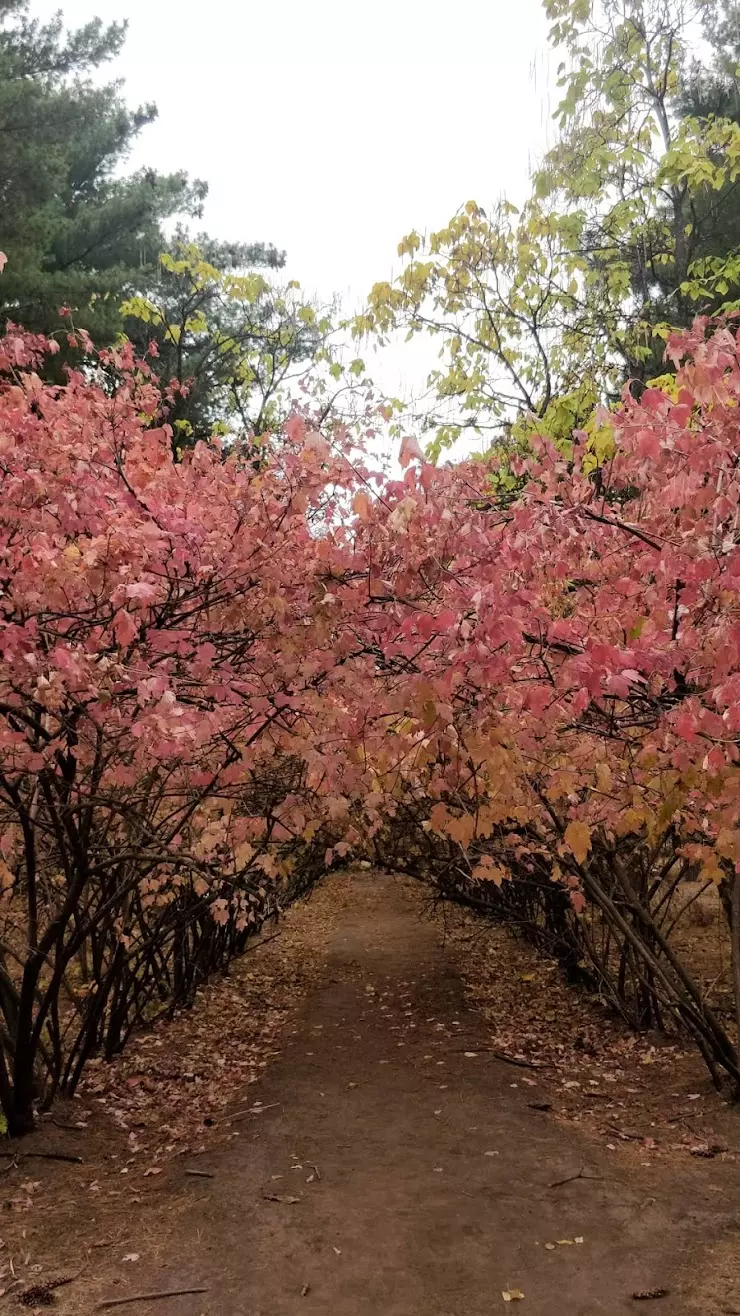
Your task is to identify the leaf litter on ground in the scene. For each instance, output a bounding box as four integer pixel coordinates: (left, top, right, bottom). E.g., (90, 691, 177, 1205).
(441, 903, 738, 1163)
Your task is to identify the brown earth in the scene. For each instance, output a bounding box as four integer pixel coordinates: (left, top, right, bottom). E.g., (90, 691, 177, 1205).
(2, 870, 739, 1315)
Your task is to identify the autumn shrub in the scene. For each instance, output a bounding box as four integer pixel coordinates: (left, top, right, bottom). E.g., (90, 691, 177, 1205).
(0, 331, 359, 1134)
(345, 326, 740, 1092)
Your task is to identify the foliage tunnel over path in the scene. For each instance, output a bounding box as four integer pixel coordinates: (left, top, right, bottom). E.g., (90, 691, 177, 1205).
(0, 317, 739, 1131)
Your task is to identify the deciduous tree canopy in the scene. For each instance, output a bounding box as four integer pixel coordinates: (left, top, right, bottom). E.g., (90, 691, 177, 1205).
(356, 0, 740, 453)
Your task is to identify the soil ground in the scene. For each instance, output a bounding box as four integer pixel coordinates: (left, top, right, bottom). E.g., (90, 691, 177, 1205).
(2, 870, 739, 1315)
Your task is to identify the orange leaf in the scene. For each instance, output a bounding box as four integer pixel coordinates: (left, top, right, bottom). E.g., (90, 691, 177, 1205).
(564, 820, 591, 866)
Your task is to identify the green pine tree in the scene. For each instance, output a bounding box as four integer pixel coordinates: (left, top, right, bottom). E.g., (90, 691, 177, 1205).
(0, 0, 205, 342)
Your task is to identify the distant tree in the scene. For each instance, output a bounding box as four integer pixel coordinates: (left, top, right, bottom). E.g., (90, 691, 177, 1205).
(681, 0, 740, 122)
(0, 3, 330, 440)
(669, 1, 740, 315)
(358, 0, 740, 453)
(0, 1, 203, 343)
(122, 236, 332, 448)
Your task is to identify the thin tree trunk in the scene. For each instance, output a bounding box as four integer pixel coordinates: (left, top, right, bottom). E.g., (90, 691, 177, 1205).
(731, 872, 740, 1086)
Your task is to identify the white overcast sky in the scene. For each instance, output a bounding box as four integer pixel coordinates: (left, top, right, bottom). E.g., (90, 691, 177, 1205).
(32, 0, 557, 431)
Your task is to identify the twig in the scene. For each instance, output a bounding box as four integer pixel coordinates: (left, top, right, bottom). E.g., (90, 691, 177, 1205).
(606, 1123, 644, 1142)
(229, 1102, 281, 1121)
(455, 1047, 546, 1070)
(0, 1150, 83, 1163)
(97, 1287, 209, 1309)
(185, 1168, 214, 1179)
(247, 929, 282, 952)
(307, 1162, 321, 1182)
(548, 1165, 604, 1189)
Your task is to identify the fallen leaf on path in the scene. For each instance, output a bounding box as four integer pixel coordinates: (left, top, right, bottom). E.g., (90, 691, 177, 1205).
(502, 1288, 525, 1301)
(122, 1254, 140, 1263)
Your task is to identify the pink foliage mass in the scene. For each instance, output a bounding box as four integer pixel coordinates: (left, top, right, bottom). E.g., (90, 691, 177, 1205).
(2, 316, 740, 1118)
(338, 319, 740, 901)
(0, 334, 370, 934)
(1, 319, 740, 923)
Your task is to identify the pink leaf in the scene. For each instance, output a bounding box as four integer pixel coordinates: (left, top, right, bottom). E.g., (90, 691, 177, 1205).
(114, 610, 138, 646)
(399, 435, 424, 467)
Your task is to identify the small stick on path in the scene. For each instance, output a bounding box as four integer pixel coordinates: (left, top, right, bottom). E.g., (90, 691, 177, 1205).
(455, 1048, 547, 1070)
(185, 1168, 215, 1179)
(548, 1164, 604, 1189)
(97, 1287, 208, 1309)
(606, 1123, 644, 1142)
(229, 1101, 281, 1121)
(0, 1150, 83, 1164)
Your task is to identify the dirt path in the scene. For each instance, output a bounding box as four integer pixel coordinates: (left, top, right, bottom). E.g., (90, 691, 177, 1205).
(61, 870, 738, 1316)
